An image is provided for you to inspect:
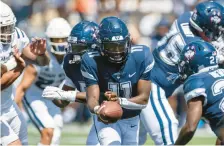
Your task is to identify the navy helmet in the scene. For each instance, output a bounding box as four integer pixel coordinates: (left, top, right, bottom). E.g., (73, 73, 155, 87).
(190, 1, 224, 41)
(67, 20, 100, 55)
(178, 41, 218, 80)
(99, 16, 131, 64)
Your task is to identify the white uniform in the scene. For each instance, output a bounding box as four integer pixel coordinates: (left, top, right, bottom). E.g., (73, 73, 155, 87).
(0, 27, 29, 146)
(22, 53, 64, 145)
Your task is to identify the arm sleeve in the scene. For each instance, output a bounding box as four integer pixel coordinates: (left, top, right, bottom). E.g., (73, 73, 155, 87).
(80, 55, 99, 87)
(184, 77, 207, 105)
(140, 47, 154, 80)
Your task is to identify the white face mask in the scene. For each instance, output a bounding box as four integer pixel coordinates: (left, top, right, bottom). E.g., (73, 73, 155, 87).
(0, 24, 15, 44)
(50, 42, 68, 55)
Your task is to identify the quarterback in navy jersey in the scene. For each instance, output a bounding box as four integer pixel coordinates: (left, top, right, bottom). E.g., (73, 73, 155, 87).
(81, 16, 154, 145)
(175, 41, 224, 145)
(140, 1, 224, 145)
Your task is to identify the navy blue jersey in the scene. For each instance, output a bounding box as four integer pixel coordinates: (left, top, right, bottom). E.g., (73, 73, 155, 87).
(81, 45, 154, 118)
(153, 12, 202, 72)
(184, 68, 224, 132)
(149, 12, 202, 97)
(63, 54, 86, 91)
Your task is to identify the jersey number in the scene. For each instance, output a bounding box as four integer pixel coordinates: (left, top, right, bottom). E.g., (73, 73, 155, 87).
(108, 81, 132, 98)
(35, 76, 54, 90)
(212, 79, 224, 112)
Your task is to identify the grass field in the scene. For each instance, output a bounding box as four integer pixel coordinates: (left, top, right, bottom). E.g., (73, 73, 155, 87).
(28, 123, 217, 145)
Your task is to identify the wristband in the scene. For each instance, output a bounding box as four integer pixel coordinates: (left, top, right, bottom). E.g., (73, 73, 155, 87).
(118, 98, 147, 110)
(93, 105, 100, 114)
(4, 57, 17, 71)
(64, 89, 79, 102)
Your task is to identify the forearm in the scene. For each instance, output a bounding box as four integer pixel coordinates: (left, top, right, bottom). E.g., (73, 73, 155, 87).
(1, 72, 21, 90)
(128, 93, 149, 105)
(15, 87, 26, 104)
(53, 99, 70, 108)
(75, 92, 87, 103)
(35, 52, 50, 66)
(175, 124, 195, 145)
(21, 52, 50, 66)
(87, 95, 100, 113)
(86, 85, 100, 113)
(1, 69, 23, 90)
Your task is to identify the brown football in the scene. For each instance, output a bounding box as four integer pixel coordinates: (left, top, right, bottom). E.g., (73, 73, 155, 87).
(99, 101, 123, 123)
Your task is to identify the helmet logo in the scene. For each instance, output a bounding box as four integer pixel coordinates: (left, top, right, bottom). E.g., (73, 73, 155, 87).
(210, 11, 221, 25)
(112, 35, 124, 41)
(184, 46, 196, 60)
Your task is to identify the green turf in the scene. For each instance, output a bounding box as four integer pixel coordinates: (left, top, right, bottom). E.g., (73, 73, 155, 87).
(28, 124, 216, 145)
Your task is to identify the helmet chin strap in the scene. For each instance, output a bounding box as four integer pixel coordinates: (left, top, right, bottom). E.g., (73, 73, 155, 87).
(198, 31, 211, 42)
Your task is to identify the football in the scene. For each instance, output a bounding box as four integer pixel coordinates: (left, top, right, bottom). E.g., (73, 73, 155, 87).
(99, 101, 123, 123)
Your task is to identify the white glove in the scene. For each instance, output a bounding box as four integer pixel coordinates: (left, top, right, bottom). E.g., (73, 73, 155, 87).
(42, 86, 78, 102)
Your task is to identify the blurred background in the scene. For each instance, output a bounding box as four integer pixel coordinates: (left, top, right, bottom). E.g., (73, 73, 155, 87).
(3, 0, 221, 144)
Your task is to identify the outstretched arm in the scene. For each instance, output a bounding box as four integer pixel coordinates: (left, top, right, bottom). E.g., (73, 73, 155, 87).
(175, 96, 204, 145)
(15, 65, 37, 104)
(51, 84, 87, 108)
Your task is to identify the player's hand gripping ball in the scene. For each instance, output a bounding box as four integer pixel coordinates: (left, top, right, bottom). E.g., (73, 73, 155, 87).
(97, 101, 123, 124)
(104, 91, 118, 101)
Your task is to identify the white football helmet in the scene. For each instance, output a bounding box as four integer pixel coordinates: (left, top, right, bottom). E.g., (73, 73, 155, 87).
(0, 1, 16, 44)
(45, 18, 71, 55)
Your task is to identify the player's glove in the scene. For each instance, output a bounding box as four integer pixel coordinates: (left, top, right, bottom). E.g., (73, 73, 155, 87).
(42, 86, 78, 102)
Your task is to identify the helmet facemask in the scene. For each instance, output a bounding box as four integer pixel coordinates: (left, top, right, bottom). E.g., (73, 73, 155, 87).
(67, 38, 89, 64)
(49, 38, 68, 55)
(178, 60, 194, 82)
(49, 38, 68, 64)
(102, 38, 131, 64)
(0, 23, 15, 44)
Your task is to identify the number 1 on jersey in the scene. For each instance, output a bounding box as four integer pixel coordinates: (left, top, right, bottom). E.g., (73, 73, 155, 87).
(108, 81, 132, 98)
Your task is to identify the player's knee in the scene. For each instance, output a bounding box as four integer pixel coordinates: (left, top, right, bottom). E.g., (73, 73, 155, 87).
(98, 127, 121, 145)
(41, 128, 54, 140)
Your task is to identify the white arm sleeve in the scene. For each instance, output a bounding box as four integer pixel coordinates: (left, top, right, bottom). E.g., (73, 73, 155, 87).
(184, 88, 207, 106)
(118, 98, 147, 110)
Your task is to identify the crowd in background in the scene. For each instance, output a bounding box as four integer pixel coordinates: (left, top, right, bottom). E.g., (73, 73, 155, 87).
(3, 0, 210, 124)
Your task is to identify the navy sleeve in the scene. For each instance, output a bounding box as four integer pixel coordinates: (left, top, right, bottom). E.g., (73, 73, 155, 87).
(183, 76, 207, 102)
(63, 54, 71, 79)
(139, 46, 154, 80)
(80, 53, 99, 87)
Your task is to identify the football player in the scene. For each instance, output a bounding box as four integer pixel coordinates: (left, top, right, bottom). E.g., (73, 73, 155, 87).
(15, 18, 71, 146)
(175, 41, 224, 145)
(42, 20, 101, 145)
(80, 16, 154, 145)
(0, 1, 49, 146)
(140, 1, 224, 145)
